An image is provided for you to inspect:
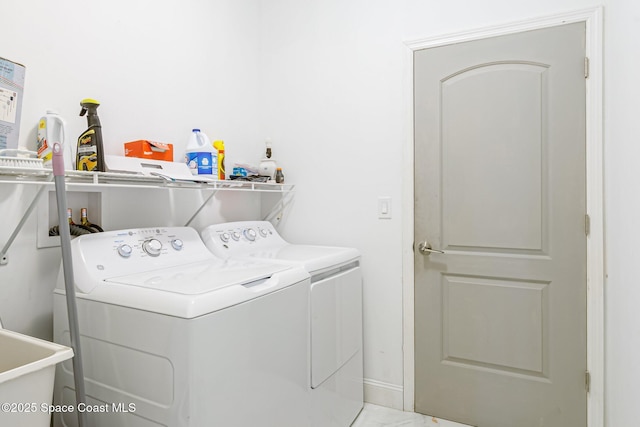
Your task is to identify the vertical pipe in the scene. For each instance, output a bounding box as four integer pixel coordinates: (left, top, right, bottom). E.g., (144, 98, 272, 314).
(52, 142, 88, 427)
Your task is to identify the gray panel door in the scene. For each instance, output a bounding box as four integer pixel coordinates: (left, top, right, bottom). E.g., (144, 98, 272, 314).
(414, 23, 587, 427)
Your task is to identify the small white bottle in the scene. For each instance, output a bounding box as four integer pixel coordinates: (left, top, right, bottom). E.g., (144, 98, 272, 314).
(37, 110, 74, 169)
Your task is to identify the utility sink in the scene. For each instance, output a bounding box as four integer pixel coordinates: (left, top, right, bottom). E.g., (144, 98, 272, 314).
(0, 328, 73, 426)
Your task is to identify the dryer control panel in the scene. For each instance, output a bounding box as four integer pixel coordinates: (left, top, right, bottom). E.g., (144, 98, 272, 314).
(201, 221, 287, 259)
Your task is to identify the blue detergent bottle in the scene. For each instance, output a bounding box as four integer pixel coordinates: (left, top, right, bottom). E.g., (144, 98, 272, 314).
(185, 129, 215, 176)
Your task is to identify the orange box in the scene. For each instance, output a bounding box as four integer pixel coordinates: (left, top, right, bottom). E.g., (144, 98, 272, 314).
(124, 140, 173, 161)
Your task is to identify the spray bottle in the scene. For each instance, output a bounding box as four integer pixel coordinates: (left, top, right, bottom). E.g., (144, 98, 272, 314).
(76, 99, 105, 172)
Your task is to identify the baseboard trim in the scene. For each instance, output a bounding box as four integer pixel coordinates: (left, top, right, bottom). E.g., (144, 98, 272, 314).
(363, 378, 404, 410)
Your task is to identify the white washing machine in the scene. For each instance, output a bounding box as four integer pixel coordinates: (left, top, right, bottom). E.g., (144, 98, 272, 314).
(52, 226, 311, 427)
(201, 221, 364, 427)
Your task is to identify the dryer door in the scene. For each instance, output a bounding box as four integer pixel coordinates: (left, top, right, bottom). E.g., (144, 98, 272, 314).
(310, 266, 362, 388)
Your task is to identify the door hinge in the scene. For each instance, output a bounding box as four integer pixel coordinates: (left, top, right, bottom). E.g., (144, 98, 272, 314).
(585, 370, 591, 393)
(585, 57, 590, 79)
(585, 214, 591, 236)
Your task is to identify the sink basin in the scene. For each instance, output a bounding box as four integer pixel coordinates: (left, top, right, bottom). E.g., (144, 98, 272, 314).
(0, 328, 73, 426)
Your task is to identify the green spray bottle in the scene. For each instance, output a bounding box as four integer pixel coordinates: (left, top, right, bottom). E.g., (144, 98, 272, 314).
(76, 98, 105, 172)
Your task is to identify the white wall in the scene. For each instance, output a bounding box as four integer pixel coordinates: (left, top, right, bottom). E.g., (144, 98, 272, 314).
(602, 0, 640, 424)
(3, 0, 265, 161)
(3, 1, 640, 426)
(258, 1, 639, 425)
(0, 0, 265, 337)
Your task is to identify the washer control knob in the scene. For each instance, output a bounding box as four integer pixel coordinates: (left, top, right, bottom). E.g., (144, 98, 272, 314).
(117, 244, 133, 258)
(171, 239, 184, 251)
(244, 228, 257, 241)
(231, 230, 242, 241)
(258, 228, 268, 238)
(142, 238, 163, 257)
(220, 232, 230, 243)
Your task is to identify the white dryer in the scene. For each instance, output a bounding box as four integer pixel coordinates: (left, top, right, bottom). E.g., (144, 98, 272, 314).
(201, 221, 364, 427)
(52, 226, 311, 427)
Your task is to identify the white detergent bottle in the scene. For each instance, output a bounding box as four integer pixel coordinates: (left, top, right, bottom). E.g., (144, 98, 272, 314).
(37, 110, 74, 169)
(185, 128, 216, 176)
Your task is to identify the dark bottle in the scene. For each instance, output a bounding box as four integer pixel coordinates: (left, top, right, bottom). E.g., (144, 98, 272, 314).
(77, 98, 106, 172)
(275, 167, 284, 184)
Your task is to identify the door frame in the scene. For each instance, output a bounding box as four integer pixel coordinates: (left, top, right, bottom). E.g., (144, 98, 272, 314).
(401, 7, 604, 426)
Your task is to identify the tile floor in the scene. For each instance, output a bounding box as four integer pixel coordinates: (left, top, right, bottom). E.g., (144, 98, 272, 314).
(352, 403, 473, 427)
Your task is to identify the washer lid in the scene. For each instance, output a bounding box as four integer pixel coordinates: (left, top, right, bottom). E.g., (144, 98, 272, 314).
(61, 260, 310, 319)
(105, 258, 288, 294)
(248, 245, 360, 274)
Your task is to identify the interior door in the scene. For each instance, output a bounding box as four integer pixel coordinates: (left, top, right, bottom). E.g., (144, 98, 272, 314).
(413, 23, 587, 427)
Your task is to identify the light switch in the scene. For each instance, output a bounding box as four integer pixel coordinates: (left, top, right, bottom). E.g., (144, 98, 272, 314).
(378, 197, 392, 219)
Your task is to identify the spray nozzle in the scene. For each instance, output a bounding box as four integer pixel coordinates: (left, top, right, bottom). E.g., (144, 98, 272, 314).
(79, 98, 100, 117)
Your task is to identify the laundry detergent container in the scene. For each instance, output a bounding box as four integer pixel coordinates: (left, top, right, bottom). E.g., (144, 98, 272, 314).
(0, 328, 73, 427)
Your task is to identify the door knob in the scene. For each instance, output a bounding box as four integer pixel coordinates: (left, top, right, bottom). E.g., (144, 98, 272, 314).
(417, 241, 445, 256)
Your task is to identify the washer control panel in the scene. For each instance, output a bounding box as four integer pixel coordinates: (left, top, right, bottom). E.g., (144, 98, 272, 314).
(67, 226, 216, 294)
(110, 229, 188, 259)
